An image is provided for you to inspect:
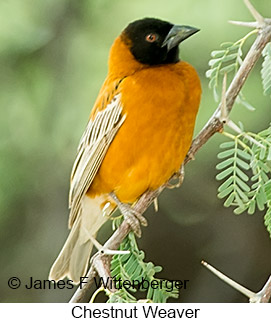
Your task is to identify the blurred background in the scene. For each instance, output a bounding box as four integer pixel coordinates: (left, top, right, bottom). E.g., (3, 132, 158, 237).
(0, 0, 270, 303)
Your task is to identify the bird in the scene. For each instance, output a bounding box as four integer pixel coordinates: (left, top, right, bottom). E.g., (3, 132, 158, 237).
(49, 17, 201, 284)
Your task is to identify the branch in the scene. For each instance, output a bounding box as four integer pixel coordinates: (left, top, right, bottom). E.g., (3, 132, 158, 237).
(202, 260, 271, 303)
(69, 3, 271, 303)
(244, 0, 264, 26)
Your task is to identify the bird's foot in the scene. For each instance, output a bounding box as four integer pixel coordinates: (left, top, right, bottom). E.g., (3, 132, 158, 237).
(109, 192, 147, 237)
(166, 165, 185, 189)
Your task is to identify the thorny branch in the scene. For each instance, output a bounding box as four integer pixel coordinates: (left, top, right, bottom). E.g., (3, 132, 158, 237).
(202, 261, 271, 303)
(69, 0, 271, 303)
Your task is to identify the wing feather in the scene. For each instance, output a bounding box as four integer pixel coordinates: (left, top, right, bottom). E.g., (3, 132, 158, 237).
(68, 93, 125, 228)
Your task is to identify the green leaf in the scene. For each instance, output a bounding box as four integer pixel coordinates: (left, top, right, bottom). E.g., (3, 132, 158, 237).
(263, 42, 271, 56)
(206, 68, 218, 78)
(259, 127, 271, 137)
(259, 146, 267, 160)
(220, 141, 235, 149)
(220, 42, 234, 49)
(258, 160, 270, 173)
(218, 176, 234, 192)
(235, 185, 249, 202)
(211, 50, 226, 58)
(110, 231, 179, 303)
(256, 191, 266, 211)
(236, 158, 250, 170)
(220, 53, 238, 62)
(228, 44, 242, 51)
(234, 191, 244, 207)
(236, 176, 250, 192)
(209, 58, 222, 68)
(242, 100, 256, 111)
(154, 266, 163, 273)
(216, 167, 233, 180)
(264, 205, 271, 237)
(265, 180, 271, 198)
(216, 157, 234, 170)
(130, 266, 143, 282)
(208, 76, 217, 89)
(217, 185, 234, 199)
(224, 192, 235, 207)
(238, 121, 245, 131)
(235, 167, 249, 181)
(234, 205, 247, 214)
(251, 172, 260, 181)
(217, 149, 235, 159)
(262, 171, 270, 183)
(261, 42, 271, 97)
(237, 149, 251, 160)
(248, 200, 256, 215)
(219, 63, 236, 74)
(251, 181, 260, 190)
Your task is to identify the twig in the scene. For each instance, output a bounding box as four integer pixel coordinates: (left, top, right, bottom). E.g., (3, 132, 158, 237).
(69, 220, 131, 302)
(244, 0, 264, 26)
(253, 275, 271, 303)
(229, 21, 258, 28)
(229, 0, 265, 29)
(185, 20, 271, 164)
(69, 265, 97, 303)
(69, 4, 271, 303)
(202, 260, 271, 303)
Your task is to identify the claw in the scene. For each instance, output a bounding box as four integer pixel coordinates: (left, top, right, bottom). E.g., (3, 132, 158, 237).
(166, 165, 185, 189)
(109, 192, 148, 237)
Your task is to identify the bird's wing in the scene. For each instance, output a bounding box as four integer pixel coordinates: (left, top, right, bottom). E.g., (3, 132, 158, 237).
(68, 90, 125, 228)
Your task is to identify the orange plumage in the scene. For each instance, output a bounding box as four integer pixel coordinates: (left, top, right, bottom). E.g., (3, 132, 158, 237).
(89, 35, 201, 202)
(49, 18, 201, 283)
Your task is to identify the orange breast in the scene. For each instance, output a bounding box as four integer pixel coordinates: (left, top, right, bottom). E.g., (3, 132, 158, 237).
(88, 61, 201, 203)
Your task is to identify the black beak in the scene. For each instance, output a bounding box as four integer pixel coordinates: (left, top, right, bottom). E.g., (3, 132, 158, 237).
(162, 25, 200, 51)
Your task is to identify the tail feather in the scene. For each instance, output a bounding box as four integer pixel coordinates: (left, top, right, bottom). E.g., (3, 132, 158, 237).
(49, 196, 108, 284)
(69, 238, 93, 282)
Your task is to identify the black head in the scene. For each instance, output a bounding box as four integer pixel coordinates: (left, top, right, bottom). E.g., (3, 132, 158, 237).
(122, 18, 199, 65)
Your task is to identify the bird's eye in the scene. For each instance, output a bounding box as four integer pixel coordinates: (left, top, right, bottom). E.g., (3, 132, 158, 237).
(145, 33, 157, 43)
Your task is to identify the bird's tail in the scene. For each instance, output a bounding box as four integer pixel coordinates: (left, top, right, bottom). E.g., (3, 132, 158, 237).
(49, 195, 108, 284)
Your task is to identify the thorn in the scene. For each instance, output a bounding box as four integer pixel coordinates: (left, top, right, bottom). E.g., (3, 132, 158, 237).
(228, 20, 259, 28)
(88, 235, 130, 256)
(227, 119, 243, 134)
(101, 249, 130, 256)
(243, 0, 265, 26)
(89, 235, 103, 250)
(227, 120, 265, 148)
(201, 260, 256, 299)
(153, 198, 159, 212)
(220, 73, 228, 124)
(202, 261, 271, 303)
